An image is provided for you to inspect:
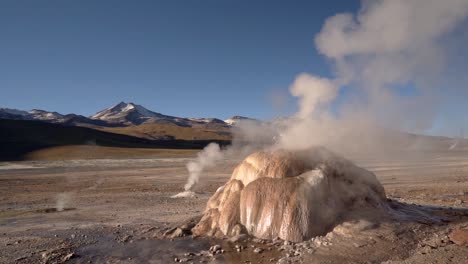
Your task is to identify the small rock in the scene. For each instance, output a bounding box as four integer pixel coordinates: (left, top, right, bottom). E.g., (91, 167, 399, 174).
(209, 245, 222, 255)
(63, 253, 75, 261)
(252, 238, 260, 243)
(165, 227, 189, 238)
(210, 245, 221, 251)
(423, 238, 438, 249)
(277, 257, 291, 264)
(253, 247, 263, 253)
(180, 223, 195, 231)
(229, 234, 248, 243)
(353, 241, 367, 248)
(449, 228, 468, 246)
(120, 235, 132, 243)
(420, 246, 432, 254)
(14, 256, 28, 262)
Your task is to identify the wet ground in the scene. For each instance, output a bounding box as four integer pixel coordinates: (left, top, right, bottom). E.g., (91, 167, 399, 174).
(1, 151, 467, 263)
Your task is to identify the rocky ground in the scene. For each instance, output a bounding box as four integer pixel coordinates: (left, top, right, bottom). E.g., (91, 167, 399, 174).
(0, 151, 467, 263)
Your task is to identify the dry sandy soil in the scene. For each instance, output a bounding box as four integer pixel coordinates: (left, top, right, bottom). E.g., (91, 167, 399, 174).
(1, 150, 467, 264)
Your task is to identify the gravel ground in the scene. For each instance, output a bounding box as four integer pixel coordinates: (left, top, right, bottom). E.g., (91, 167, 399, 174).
(0, 151, 467, 263)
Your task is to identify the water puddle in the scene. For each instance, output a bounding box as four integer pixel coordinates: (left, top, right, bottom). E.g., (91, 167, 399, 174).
(76, 236, 211, 263)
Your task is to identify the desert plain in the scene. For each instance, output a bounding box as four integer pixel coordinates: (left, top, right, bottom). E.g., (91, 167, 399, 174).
(1, 146, 467, 264)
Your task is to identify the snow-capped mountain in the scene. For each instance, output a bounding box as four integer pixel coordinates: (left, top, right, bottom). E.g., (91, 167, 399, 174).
(90, 102, 193, 126)
(0, 108, 64, 122)
(224, 116, 257, 125)
(90, 102, 234, 128)
(91, 102, 163, 120)
(0, 108, 106, 126)
(0, 102, 253, 128)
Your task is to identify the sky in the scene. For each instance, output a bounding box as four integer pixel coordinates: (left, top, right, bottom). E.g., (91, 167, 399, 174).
(0, 1, 467, 137)
(0, 0, 359, 119)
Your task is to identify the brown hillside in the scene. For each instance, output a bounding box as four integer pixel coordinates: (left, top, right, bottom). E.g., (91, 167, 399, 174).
(23, 145, 198, 160)
(100, 123, 231, 141)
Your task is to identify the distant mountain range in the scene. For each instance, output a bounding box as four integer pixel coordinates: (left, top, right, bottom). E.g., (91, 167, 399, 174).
(0, 102, 259, 160)
(2, 102, 465, 161)
(0, 102, 257, 128)
(0, 102, 249, 160)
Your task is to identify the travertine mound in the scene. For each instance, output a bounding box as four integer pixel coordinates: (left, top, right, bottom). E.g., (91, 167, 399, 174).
(192, 148, 387, 242)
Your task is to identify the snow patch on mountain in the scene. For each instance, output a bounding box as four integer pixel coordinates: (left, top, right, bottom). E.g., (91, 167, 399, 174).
(189, 118, 226, 124)
(224, 116, 256, 125)
(29, 109, 64, 121)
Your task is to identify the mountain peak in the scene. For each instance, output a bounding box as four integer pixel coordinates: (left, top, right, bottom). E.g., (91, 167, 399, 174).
(90, 102, 166, 125)
(107, 101, 129, 111)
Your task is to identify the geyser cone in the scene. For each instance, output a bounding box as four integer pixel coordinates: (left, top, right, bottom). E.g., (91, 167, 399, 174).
(193, 148, 387, 242)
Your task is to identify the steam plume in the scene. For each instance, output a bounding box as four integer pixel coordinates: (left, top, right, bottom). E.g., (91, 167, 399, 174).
(55, 192, 72, 212)
(184, 143, 222, 191)
(278, 0, 468, 152)
(175, 121, 273, 197)
(178, 0, 468, 195)
(290, 74, 338, 119)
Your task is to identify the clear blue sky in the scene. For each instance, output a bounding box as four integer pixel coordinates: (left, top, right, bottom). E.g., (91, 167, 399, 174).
(1, 1, 467, 137)
(0, 0, 359, 119)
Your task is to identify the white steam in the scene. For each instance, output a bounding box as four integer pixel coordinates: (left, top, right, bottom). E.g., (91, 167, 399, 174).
(175, 122, 273, 197)
(290, 74, 338, 119)
(177, 0, 468, 195)
(278, 0, 468, 152)
(55, 192, 72, 212)
(184, 143, 222, 191)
